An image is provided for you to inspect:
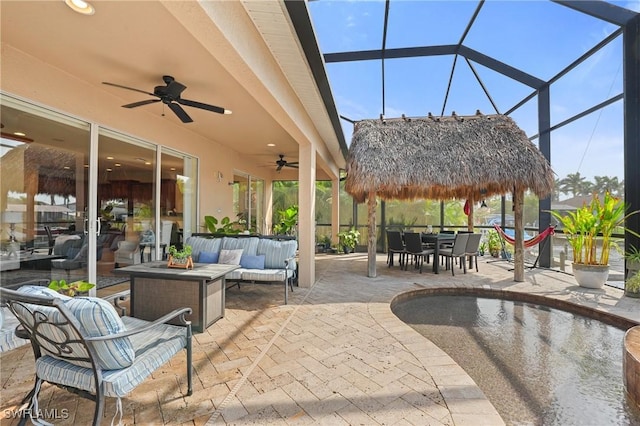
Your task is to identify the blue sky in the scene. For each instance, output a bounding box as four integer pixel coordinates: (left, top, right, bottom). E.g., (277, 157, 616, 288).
(308, 0, 640, 185)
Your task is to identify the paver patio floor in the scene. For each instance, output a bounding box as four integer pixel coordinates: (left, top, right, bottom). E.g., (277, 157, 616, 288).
(2, 253, 639, 425)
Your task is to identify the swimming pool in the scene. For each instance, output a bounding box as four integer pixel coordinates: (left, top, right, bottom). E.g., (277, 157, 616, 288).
(392, 289, 640, 425)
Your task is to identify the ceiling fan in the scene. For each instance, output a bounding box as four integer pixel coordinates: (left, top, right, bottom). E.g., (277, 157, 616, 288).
(102, 75, 232, 123)
(276, 154, 298, 171)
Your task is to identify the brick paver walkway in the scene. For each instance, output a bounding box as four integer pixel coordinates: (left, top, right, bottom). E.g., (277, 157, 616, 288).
(2, 254, 639, 425)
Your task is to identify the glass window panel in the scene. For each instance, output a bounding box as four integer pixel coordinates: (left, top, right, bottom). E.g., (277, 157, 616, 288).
(550, 101, 624, 200)
(160, 147, 194, 254)
(466, 62, 535, 117)
(550, 36, 623, 127)
(384, 56, 456, 117)
(386, 1, 477, 48)
(508, 97, 538, 138)
(326, 61, 382, 123)
(308, 0, 385, 52)
(465, 1, 618, 81)
(98, 129, 156, 265)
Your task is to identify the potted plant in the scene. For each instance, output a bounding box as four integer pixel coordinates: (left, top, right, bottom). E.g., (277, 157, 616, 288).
(548, 192, 640, 289)
(48, 279, 95, 297)
(487, 229, 501, 258)
(204, 215, 241, 235)
(625, 271, 640, 298)
(167, 244, 193, 269)
(337, 228, 360, 254)
(478, 241, 487, 256)
(273, 205, 298, 236)
(625, 245, 640, 278)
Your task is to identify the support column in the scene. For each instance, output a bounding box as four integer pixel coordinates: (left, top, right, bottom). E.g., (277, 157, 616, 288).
(297, 144, 315, 288)
(514, 188, 525, 282)
(624, 15, 640, 261)
(367, 191, 377, 278)
(538, 85, 552, 268)
(264, 180, 274, 234)
(331, 178, 340, 247)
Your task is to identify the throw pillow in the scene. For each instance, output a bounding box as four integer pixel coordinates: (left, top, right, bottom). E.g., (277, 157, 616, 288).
(240, 254, 266, 270)
(199, 251, 219, 263)
(219, 249, 243, 265)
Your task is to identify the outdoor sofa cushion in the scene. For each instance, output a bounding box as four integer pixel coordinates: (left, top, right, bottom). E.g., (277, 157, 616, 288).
(240, 254, 266, 270)
(199, 251, 219, 263)
(257, 239, 297, 270)
(222, 236, 259, 256)
(15, 286, 135, 370)
(219, 249, 243, 265)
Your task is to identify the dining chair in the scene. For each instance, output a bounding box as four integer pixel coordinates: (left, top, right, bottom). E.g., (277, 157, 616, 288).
(439, 233, 470, 275)
(386, 230, 408, 268)
(403, 232, 435, 273)
(464, 233, 482, 272)
(44, 226, 56, 255)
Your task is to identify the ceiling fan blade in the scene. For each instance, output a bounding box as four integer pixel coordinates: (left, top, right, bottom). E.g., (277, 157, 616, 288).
(166, 80, 187, 98)
(168, 102, 193, 123)
(178, 98, 229, 115)
(285, 164, 299, 168)
(102, 81, 155, 97)
(286, 162, 299, 166)
(276, 164, 284, 172)
(122, 99, 161, 108)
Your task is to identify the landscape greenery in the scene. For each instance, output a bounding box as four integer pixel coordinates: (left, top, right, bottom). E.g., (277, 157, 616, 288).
(272, 173, 625, 237)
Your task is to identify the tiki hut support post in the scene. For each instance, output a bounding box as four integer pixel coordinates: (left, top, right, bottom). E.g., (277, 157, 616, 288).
(467, 196, 474, 232)
(368, 190, 377, 278)
(513, 188, 525, 281)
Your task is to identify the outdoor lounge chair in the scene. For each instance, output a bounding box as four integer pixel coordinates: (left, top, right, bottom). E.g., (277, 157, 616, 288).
(0, 285, 192, 426)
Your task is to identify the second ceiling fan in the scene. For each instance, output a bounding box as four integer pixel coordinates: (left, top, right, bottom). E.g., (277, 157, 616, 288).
(102, 75, 231, 123)
(276, 154, 298, 171)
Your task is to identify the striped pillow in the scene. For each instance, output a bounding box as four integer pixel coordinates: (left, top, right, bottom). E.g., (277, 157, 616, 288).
(16, 286, 135, 370)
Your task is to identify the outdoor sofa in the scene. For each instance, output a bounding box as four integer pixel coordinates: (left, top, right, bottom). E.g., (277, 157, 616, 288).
(185, 235, 297, 304)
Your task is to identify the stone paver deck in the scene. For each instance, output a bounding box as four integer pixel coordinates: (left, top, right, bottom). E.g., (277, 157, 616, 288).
(1, 254, 639, 425)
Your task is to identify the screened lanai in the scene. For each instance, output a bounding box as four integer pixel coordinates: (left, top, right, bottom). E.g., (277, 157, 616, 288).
(296, 0, 640, 272)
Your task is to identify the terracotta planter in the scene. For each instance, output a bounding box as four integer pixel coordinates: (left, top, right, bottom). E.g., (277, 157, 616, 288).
(572, 263, 609, 289)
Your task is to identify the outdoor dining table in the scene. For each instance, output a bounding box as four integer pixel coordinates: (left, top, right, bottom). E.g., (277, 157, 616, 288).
(421, 233, 456, 274)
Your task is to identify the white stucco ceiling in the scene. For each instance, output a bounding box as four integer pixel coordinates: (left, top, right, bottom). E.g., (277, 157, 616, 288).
(0, 0, 345, 177)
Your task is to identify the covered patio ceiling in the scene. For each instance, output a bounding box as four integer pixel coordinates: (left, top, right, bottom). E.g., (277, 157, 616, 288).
(0, 1, 348, 179)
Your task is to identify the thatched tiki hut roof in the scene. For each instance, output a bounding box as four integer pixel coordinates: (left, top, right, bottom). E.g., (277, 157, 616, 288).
(345, 113, 554, 281)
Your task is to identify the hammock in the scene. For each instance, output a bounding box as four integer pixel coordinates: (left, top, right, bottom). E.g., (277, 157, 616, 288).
(493, 224, 555, 249)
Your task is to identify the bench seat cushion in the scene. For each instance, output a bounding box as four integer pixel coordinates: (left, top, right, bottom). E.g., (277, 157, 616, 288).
(241, 269, 294, 282)
(35, 316, 187, 397)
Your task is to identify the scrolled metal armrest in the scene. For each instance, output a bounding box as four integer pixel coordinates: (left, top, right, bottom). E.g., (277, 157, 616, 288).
(86, 307, 193, 342)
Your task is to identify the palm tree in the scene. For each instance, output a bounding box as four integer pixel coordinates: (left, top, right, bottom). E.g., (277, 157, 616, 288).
(559, 172, 588, 197)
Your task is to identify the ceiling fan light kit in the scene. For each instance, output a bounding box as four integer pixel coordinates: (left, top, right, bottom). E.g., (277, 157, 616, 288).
(102, 75, 231, 123)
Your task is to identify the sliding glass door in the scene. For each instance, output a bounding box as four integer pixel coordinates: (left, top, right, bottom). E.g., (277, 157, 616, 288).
(1, 96, 91, 287)
(1, 95, 200, 291)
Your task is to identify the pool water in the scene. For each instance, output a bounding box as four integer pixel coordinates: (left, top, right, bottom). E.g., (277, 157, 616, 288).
(393, 295, 640, 426)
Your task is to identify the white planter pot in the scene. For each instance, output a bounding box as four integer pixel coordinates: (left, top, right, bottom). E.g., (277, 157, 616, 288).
(573, 263, 610, 289)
